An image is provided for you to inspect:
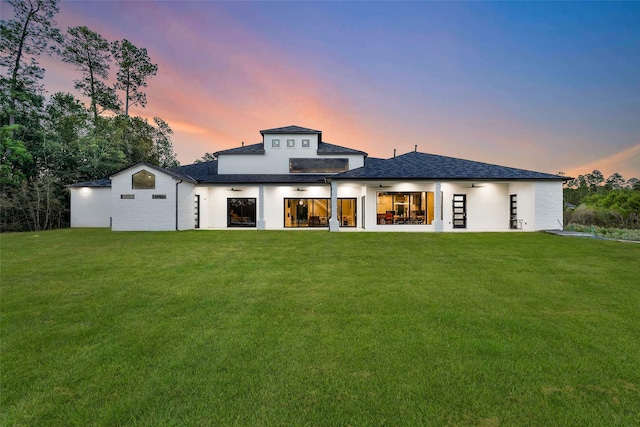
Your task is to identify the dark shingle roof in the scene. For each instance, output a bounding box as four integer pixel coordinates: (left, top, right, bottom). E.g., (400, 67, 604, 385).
(334, 151, 565, 180)
(111, 161, 197, 183)
(172, 161, 327, 184)
(260, 125, 321, 135)
(317, 141, 367, 156)
(213, 142, 265, 156)
(172, 160, 218, 181)
(212, 138, 368, 158)
(67, 178, 111, 188)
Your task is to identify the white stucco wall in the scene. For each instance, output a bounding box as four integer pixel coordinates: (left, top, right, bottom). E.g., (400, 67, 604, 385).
(508, 182, 536, 231)
(111, 165, 191, 231)
(186, 178, 562, 232)
(70, 187, 112, 228)
(439, 181, 557, 232)
(177, 181, 196, 230)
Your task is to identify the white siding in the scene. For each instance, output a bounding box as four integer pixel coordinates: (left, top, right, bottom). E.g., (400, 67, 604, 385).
(70, 187, 111, 228)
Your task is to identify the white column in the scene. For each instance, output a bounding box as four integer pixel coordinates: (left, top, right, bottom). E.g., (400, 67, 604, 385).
(434, 181, 443, 232)
(257, 185, 266, 230)
(329, 180, 340, 232)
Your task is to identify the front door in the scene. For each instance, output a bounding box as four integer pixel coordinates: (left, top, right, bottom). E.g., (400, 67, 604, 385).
(452, 194, 466, 229)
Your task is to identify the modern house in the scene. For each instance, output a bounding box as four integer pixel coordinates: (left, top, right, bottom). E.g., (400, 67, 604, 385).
(69, 125, 566, 232)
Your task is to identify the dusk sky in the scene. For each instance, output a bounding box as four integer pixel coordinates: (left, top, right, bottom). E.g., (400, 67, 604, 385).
(5, 1, 640, 179)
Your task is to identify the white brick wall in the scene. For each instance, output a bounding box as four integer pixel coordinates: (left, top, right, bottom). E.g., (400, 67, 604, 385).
(534, 181, 564, 230)
(111, 165, 185, 231)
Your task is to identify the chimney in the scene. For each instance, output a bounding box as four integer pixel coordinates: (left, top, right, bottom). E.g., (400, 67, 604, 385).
(393, 149, 396, 158)
(414, 144, 417, 152)
(241, 141, 244, 147)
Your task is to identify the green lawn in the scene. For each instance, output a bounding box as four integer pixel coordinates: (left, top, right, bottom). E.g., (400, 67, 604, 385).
(1, 229, 639, 426)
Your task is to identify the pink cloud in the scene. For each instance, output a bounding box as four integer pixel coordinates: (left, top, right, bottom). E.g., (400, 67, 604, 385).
(564, 144, 640, 180)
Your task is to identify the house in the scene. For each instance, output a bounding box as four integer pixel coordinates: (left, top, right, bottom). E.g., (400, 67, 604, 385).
(68, 125, 566, 232)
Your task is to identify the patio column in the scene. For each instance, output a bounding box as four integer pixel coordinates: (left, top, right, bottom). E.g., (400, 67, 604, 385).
(434, 181, 443, 232)
(329, 180, 340, 232)
(257, 185, 266, 230)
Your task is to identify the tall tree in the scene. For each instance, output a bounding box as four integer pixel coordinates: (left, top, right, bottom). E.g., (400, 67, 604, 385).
(194, 152, 216, 163)
(0, 0, 61, 125)
(111, 39, 157, 116)
(62, 26, 120, 124)
(151, 117, 178, 168)
(586, 170, 604, 192)
(625, 177, 640, 191)
(0, 125, 33, 187)
(605, 172, 625, 190)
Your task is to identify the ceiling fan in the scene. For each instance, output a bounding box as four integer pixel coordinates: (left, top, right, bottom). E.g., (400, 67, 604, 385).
(463, 183, 484, 188)
(377, 184, 393, 188)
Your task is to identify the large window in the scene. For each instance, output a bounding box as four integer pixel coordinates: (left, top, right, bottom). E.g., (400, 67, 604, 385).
(132, 170, 155, 189)
(284, 198, 356, 228)
(228, 198, 256, 227)
(289, 158, 349, 173)
(376, 192, 434, 225)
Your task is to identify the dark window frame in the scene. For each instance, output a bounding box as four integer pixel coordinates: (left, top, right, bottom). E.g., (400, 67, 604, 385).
(227, 198, 257, 228)
(132, 170, 155, 189)
(283, 198, 356, 228)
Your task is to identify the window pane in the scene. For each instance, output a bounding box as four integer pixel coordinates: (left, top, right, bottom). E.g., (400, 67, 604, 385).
(339, 198, 356, 227)
(132, 170, 155, 189)
(284, 198, 330, 228)
(376, 192, 431, 225)
(289, 158, 349, 173)
(228, 198, 256, 227)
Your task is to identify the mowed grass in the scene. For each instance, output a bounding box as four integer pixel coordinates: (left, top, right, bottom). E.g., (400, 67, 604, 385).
(1, 230, 639, 426)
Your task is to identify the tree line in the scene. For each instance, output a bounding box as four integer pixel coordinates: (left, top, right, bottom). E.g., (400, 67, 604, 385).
(1, 0, 179, 231)
(564, 170, 640, 230)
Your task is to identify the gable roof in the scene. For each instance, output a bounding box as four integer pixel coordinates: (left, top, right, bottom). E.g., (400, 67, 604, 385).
(260, 125, 321, 135)
(333, 151, 565, 181)
(110, 162, 197, 183)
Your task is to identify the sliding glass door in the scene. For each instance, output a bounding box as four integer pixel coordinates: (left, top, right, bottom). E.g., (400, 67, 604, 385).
(284, 198, 356, 228)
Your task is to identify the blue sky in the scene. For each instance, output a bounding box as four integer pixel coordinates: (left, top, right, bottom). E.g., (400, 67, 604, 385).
(7, 0, 640, 178)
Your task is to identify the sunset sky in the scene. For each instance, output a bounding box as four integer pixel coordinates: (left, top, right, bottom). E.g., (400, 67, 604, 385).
(4, 1, 640, 179)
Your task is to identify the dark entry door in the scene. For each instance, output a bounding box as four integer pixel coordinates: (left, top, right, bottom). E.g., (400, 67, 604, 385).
(509, 194, 518, 229)
(452, 194, 466, 229)
(194, 195, 200, 229)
